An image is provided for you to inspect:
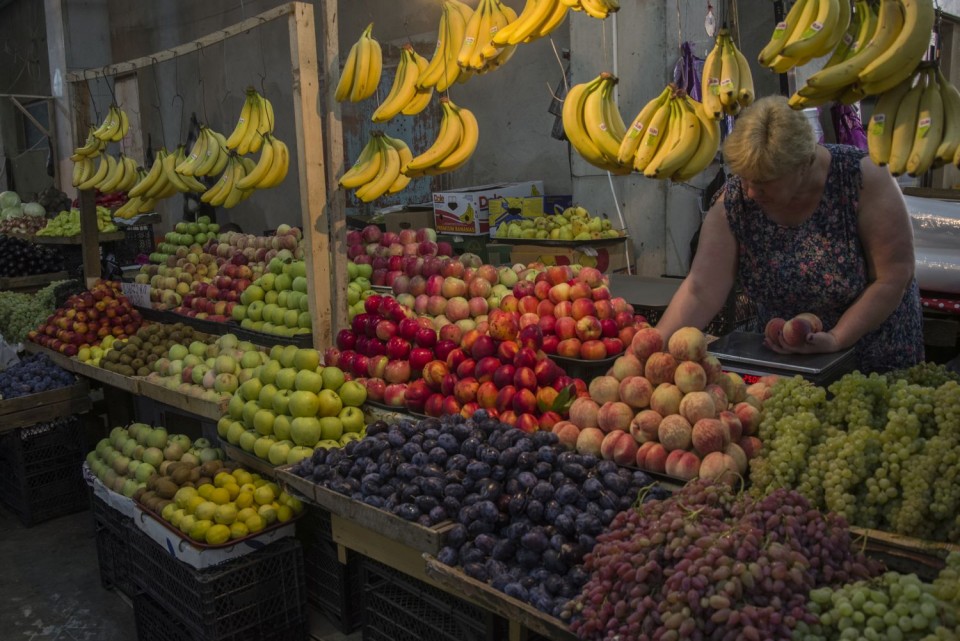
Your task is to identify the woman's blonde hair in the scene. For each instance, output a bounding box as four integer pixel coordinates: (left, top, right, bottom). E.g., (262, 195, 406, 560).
(722, 96, 817, 182)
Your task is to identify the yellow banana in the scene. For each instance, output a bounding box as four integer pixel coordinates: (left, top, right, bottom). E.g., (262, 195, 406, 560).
(340, 135, 384, 189)
(532, 1, 569, 39)
(506, 0, 556, 46)
(822, 0, 869, 69)
(72, 156, 95, 188)
(438, 2, 469, 91)
(633, 97, 673, 173)
(129, 151, 164, 198)
(673, 99, 721, 182)
(434, 102, 479, 172)
(177, 130, 209, 176)
(906, 69, 943, 177)
(226, 91, 254, 149)
(562, 76, 619, 172)
(372, 45, 420, 123)
(405, 99, 465, 173)
(94, 154, 118, 191)
(202, 156, 235, 206)
(363, 28, 383, 99)
(935, 68, 960, 164)
(643, 101, 682, 178)
(868, 73, 916, 166)
(647, 96, 702, 180)
(468, 0, 496, 71)
(357, 137, 401, 203)
(458, 0, 487, 69)
(195, 127, 223, 176)
(235, 133, 275, 190)
(701, 39, 724, 120)
(806, 0, 904, 91)
(335, 36, 361, 102)
(163, 147, 193, 192)
(92, 106, 119, 141)
(260, 136, 289, 189)
(718, 33, 740, 109)
(402, 51, 434, 116)
(418, 6, 450, 90)
(582, 73, 623, 164)
(858, 0, 935, 92)
(619, 86, 672, 165)
(887, 72, 925, 175)
(222, 156, 249, 208)
(236, 93, 262, 156)
(781, 0, 844, 61)
(382, 134, 413, 193)
(729, 35, 755, 108)
(115, 108, 130, 142)
(72, 128, 105, 160)
(759, 0, 810, 67)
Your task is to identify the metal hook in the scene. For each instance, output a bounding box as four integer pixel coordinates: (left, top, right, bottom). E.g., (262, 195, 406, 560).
(257, 16, 269, 98)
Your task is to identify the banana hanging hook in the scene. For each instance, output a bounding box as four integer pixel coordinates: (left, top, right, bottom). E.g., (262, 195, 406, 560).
(150, 57, 165, 150)
(172, 49, 185, 143)
(196, 41, 209, 125)
(257, 16, 269, 97)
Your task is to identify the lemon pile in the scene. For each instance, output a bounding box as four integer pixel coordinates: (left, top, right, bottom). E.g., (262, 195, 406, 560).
(160, 467, 303, 545)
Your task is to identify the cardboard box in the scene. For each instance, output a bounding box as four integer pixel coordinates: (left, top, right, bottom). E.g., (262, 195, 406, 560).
(489, 195, 573, 237)
(383, 207, 435, 234)
(509, 243, 631, 274)
(433, 181, 544, 235)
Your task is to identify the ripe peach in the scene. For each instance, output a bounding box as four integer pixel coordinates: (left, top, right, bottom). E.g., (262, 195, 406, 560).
(586, 376, 620, 405)
(705, 383, 729, 412)
(658, 415, 693, 451)
(553, 422, 581, 450)
(718, 410, 743, 442)
(668, 327, 708, 362)
(631, 327, 664, 361)
(610, 353, 644, 381)
(538, 411, 562, 431)
(673, 361, 707, 394)
(636, 441, 658, 467)
(576, 427, 605, 457)
(679, 391, 717, 424)
(569, 397, 601, 429)
(495, 386, 517, 414)
(597, 401, 634, 433)
(619, 376, 653, 409)
(794, 312, 823, 333)
(691, 418, 730, 456)
(536, 386, 559, 413)
(613, 433, 639, 466)
(738, 435, 762, 459)
(454, 377, 480, 405)
(724, 372, 747, 403)
(764, 317, 786, 346)
(699, 452, 739, 486)
(781, 317, 812, 347)
(553, 301, 573, 318)
(600, 431, 622, 460)
(699, 354, 724, 384)
(650, 383, 683, 417)
(665, 449, 701, 480)
(512, 388, 538, 415)
(734, 402, 761, 436)
(640, 442, 669, 473)
(571, 298, 596, 320)
(557, 338, 582, 358)
(746, 382, 773, 402)
(513, 367, 537, 391)
(580, 339, 609, 360)
(594, 299, 614, 321)
(629, 409, 662, 444)
(725, 443, 748, 474)
(476, 381, 499, 409)
(644, 352, 678, 386)
(516, 413, 540, 433)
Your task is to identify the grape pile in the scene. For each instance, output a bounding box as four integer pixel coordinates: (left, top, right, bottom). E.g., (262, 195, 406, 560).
(750, 365, 960, 542)
(794, 564, 960, 640)
(569, 481, 881, 640)
(0, 353, 75, 399)
(0, 235, 64, 277)
(0, 280, 68, 344)
(290, 411, 668, 617)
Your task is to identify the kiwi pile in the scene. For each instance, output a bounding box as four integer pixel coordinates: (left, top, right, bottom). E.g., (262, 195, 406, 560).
(135, 459, 231, 515)
(100, 323, 213, 377)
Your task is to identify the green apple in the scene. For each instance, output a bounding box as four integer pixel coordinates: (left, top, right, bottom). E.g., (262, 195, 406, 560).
(268, 257, 285, 274)
(294, 370, 323, 394)
(228, 394, 246, 419)
(272, 389, 292, 415)
(232, 304, 247, 322)
(339, 406, 365, 433)
(337, 380, 367, 407)
(298, 312, 312, 329)
(267, 441, 291, 465)
(258, 383, 278, 409)
(262, 302, 279, 322)
(247, 300, 265, 321)
(253, 409, 276, 436)
(279, 345, 299, 368)
(189, 341, 207, 357)
(238, 429, 259, 453)
(339, 432, 362, 446)
(169, 344, 189, 360)
(291, 261, 307, 279)
(253, 436, 277, 460)
(240, 378, 263, 402)
(242, 400, 261, 429)
(356, 264, 372, 278)
(286, 291, 303, 310)
(277, 291, 290, 308)
(318, 416, 343, 442)
(260, 273, 277, 291)
(258, 360, 282, 386)
(226, 421, 246, 445)
(292, 276, 308, 293)
(347, 283, 361, 306)
(300, 295, 310, 312)
(240, 351, 262, 369)
(321, 367, 345, 392)
(317, 439, 340, 450)
(347, 262, 358, 280)
(269, 345, 284, 361)
(217, 416, 232, 439)
(287, 446, 313, 465)
(290, 417, 321, 447)
(288, 391, 320, 418)
(317, 389, 343, 418)
(273, 415, 292, 441)
(283, 309, 300, 328)
(275, 367, 298, 391)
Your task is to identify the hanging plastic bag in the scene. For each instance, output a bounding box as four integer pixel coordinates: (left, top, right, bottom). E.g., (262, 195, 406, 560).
(673, 42, 703, 99)
(830, 103, 868, 151)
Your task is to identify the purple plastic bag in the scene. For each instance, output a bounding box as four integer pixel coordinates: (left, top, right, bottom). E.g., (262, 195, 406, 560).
(831, 103, 868, 151)
(673, 42, 703, 99)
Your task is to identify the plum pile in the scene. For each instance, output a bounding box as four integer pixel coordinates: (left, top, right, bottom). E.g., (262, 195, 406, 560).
(0, 353, 75, 399)
(569, 480, 883, 640)
(290, 410, 668, 617)
(0, 235, 63, 277)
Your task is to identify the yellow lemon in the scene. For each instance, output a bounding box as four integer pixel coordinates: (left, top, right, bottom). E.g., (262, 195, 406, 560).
(214, 471, 233, 488)
(229, 522, 249, 539)
(245, 514, 265, 533)
(186, 496, 206, 514)
(174, 487, 198, 509)
(257, 504, 277, 525)
(239, 483, 257, 494)
(253, 486, 275, 506)
(232, 470, 253, 486)
(197, 484, 215, 500)
(209, 487, 231, 505)
(205, 524, 231, 545)
(253, 479, 266, 488)
(236, 507, 257, 522)
(179, 514, 196, 534)
(169, 508, 185, 528)
(285, 495, 304, 514)
(224, 483, 241, 501)
(190, 519, 213, 542)
(161, 503, 177, 522)
(266, 482, 281, 497)
(194, 501, 217, 522)
(214, 504, 238, 525)
(235, 491, 254, 509)
(276, 505, 293, 523)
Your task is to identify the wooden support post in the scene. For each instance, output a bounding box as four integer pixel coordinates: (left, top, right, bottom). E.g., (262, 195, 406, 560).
(288, 2, 336, 350)
(72, 83, 100, 287)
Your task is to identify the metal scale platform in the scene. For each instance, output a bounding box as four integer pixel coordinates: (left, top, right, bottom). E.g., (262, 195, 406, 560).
(708, 331, 857, 387)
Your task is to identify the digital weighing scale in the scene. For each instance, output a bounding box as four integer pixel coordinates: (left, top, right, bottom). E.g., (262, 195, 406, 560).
(707, 331, 857, 387)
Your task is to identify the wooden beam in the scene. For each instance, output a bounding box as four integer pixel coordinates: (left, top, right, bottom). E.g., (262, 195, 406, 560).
(72, 83, 100, 287)
(43, 0, 73, 193)
(288, 2, 333, 350)
(318, 0, 348, 339)
(65, 3, 297, 83)
(8, 97, 52, 138)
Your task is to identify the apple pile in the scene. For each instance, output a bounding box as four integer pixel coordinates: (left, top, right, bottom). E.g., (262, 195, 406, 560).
(551, 327, 768, 483)
(96, 322, 214, 377)
(498, 264, 643, 360)
(219, 346, 367, 466)
(764, 312, 824, 349)
(347, 225, 455, 288)
(347, 260, 375, 320)
(142, 333, 268, 403)
(148, 216, 221, 262)
(230, 258, 312, 337)
(28, 280, 143, 357)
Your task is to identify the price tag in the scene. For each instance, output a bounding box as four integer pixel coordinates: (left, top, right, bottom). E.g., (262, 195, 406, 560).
(121, 282, 151, 308)
(578, 246, 599, 257)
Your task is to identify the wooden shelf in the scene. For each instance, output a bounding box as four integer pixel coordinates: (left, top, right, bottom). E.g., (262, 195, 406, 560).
(0, 379, 92, 432)
(0, 271, 69, 291)
(222, 443, 278, 478)
(22, 342, 140, 393)
(29, 231, 126, 244)
(138, 379, 227, 421)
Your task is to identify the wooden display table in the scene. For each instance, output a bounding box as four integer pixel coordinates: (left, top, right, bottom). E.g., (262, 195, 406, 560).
(0, 379, 91, 432)
(0, 271, 69, 292)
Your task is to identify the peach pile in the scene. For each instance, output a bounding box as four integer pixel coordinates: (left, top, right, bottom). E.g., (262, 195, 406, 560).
(765, 312, 824, 349)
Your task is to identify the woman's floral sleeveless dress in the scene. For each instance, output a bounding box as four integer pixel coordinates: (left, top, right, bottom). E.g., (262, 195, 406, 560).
(722, 144, 924, 373)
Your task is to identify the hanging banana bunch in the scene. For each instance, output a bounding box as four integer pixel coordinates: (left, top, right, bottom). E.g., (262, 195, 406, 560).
(404, 98, 479, 177)
(867, 64, 960, 176)
(372, 44, 433, 122)
(176, 126, 229, 178)
(783, 0, 935, 108)
(701, 28, 755, 118)
(73, 152, 138, 194)
(339, 132, 414, 202)
(335, 23, 383, 103)
(418, 0, 475, 92)
(758, 0, 852, 73)
(562, 0, 620, 20)
(90, 104, 130, 142)
(224, 88, 275, 155)
(457, 0, 518, 75)
(199, 154, 258, 208)
(562, 73, 632, 174)
(70, 127, 106, 162)
(489, 0, 570, 49)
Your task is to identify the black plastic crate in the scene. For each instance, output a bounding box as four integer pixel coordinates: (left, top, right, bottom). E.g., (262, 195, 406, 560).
(134, 593, 308, 641)
(0, 457, 88, 526)
(298, 507, 364, 633)
(90, 492, 136, 596)
(362, 560, 498, 641)
(128, 527, 307, 641)
(0, 416, 85, 470)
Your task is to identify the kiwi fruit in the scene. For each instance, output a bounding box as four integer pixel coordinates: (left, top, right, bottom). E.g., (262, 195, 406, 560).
(197, 477, 212, 487)
(119, 365, 136, 377)
(180, 481, 194, 489)
(137, 367, 151, 377)
(141, 490, 156, 503)
(155, 479, 177, 499)
(200, 461, 223, 477)
(170, 467, 191, 485)
(188, 467, 201, 482)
